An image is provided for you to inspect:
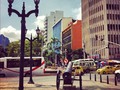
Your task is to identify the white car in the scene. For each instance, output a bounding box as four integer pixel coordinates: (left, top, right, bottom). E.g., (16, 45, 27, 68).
(115, 69, 120, 82)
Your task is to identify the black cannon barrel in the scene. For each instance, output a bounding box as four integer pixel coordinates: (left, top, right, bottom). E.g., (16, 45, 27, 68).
(64, 62, 73, 72)
(62, 62, 73, 85)
(63, 62, 73, 77)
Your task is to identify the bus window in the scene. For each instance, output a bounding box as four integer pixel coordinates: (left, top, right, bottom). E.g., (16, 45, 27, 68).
(7, 60, 20, 68)
(24, 60, 30, 67)
(0, 62, 4, 68)
(33, 59, 41, 66)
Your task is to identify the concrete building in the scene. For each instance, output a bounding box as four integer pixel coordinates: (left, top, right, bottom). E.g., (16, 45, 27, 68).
(44, 11, 63, 44)
(82, 0, 120, 60)
(53, 17, 73, 54)
(62, 20, 82, 52)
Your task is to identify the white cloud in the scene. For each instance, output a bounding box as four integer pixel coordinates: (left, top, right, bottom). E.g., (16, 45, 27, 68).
(0, 26, 37, 42)
(25, 29, 37, 39)
(34, 15, 46, 30)
(0, 15, 46, 42)
(0, 26, 20, 42)
(73, 7, 82, 20)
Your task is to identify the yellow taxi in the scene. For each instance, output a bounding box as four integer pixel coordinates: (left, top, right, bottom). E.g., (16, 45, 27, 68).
(72, 66, 84, 75)
(96, 65, 115, 74)
(114, 64, 120, 71)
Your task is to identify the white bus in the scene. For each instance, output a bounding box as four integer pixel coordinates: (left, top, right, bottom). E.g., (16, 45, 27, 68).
(72, 58, 96, 72)
(0, 57, 45, 77)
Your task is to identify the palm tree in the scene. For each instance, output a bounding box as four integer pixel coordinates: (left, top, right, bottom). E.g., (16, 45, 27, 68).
(47, 37, 61, 66)
(47, 37, 60, 48)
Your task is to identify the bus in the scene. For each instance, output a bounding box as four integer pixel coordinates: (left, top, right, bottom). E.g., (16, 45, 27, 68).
(72, 58, 96, 72)
(0, 57, 45, 77)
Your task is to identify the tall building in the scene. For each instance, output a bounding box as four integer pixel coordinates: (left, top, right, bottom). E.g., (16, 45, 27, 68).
(82, 0, 120, 60)
(62, 20, 82, 52)
(53, 17, 73, 54)
(44, 11, 63, 44)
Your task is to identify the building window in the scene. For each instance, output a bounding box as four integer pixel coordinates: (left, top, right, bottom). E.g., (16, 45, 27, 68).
(107, 24, 110, 31)
(111, 35, 114, 42)
(119, 25, 120, 30)
(118, 48, 120, 53)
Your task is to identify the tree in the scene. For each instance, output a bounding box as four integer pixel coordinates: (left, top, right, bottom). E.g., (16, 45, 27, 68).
(0, 46, 6, 57)
(47, 37, 61, 65)
(72, 48, 84, 60)
(6, 34, 44, 57)
(66, 48, 73, 61)
(47, 37, 61, 49)
(6, 41, 20, 57)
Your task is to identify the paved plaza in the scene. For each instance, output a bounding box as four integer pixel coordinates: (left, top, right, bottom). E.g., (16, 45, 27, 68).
(0, 73, 120, 90)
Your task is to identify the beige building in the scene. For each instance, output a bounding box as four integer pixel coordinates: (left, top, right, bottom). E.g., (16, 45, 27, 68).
(44, 11, 63, 43)
(52, 17, 73, 47)
(82, 0, 120, 60)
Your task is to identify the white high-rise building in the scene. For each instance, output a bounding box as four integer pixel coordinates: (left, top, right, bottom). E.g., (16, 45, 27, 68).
(44, 11, 63, 43)
(82, 0, 120, 60)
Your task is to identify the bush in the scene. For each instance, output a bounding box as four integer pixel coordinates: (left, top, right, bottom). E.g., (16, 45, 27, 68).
(46, 60, 52, 66)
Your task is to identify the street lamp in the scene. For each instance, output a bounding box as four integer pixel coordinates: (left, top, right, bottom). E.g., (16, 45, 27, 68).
(25, 28, 40, 84)
(36, 27, 41, 36)
(34, 0, 40, 4)
(8, 0, 14, 4)
(36, 27, 44, 56)
(7, 0, 40, 90)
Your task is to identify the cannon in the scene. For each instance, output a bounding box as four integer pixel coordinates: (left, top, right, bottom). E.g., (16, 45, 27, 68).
(63, 61, 73, 85)
(56, 61, 82, 90)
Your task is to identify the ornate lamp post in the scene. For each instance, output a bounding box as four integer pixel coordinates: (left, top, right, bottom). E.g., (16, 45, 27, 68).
(25, 27, 40, 84)
(7, 0, 40, 90)
(36, 27, 44, 56)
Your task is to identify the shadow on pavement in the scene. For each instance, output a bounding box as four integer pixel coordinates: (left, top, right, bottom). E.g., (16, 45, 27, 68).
(76, 86, 120, 90)
(35, 84, 56, 88)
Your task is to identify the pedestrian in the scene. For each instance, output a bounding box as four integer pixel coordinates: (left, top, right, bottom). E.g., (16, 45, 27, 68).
(64, 58, 68, 67)
(59, 58, 64, 67)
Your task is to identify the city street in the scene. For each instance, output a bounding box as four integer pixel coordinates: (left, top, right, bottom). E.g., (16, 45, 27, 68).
(0, 73, 120, 90)
(1, 0, 120, 90)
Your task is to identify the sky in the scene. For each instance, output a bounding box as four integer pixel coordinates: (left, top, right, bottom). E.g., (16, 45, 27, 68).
(0, 0, 81, 42)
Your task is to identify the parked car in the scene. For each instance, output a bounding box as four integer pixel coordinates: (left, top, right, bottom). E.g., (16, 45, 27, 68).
(96, 66, 115, 74)
(72, 66, 84, 75)
(115, 69, 120, 82)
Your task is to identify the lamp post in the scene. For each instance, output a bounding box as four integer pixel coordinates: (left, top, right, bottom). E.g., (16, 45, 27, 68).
(7, 0, 40, 90)
(36, 27, 44, 57)
(83, 41, 86, 59)
(25, 28, 40, 84)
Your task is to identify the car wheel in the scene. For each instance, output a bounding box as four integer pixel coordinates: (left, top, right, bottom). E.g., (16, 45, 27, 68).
(25, 73, 30, 77)
(103, 71, 106, 74)
(0, 74, 6, 77)
(81, 72, 84, 75)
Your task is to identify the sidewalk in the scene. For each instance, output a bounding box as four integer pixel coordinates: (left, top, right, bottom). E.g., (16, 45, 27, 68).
(80, 79, 120, 90)
(0, 76, 120, 90)
(0, 68, 120, 90)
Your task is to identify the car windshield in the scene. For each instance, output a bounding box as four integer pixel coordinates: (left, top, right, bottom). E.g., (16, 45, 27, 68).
(73, 67, 80, 69)
(101, 66, 108, 69)
(76, 67, 80, 69)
